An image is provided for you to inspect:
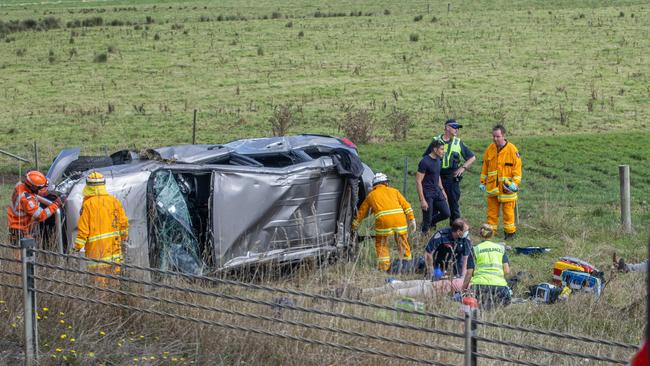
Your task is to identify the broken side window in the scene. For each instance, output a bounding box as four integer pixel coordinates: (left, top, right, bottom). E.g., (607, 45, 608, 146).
(152, 170, 204, 275)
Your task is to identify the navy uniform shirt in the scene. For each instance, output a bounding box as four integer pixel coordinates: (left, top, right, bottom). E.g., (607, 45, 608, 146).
(424, 137, 475, 176)
(425, 227, 472, 276)
(417, 154, 443, 197)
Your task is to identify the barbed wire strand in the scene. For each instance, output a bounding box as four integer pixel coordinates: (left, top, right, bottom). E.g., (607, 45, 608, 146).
(29, 246, 466, 322)
(0, 255, 22, 264)
(32, 261, 465, 340)
(33, 287, 456, 366)
(1, 245, 638, 350)
(0, 269, 21, 277)
(473, 335, 627, 364)
(0, 283, 22, 290)
(33, 273, 465, 355)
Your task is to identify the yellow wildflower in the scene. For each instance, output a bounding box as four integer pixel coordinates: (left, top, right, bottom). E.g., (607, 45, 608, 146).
(88, 352, 95, 358)
(60, 334, 67, 340)
(55, 348, 63, 353)
(42, 307, 49, 312)
(58, 311, 64, 316)
(70, 350, 76, 354)
(10, 323, 16, 328)
(70, 338, 76, 343)
(59, 320, 65, 325)
(99, 331, 106, 336)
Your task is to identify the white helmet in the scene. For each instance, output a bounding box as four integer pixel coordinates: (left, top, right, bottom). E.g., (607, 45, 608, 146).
(372, 172, 389, 186)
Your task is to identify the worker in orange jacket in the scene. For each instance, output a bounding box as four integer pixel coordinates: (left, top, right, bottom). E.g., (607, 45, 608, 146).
(479, 125, 522, 240)
(352, 173, 416, 271)
(74, 172, 129, 286)
(7, 170, 62, 246)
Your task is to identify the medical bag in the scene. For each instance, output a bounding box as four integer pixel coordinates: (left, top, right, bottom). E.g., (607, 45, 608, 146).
(552, 256, 599, 285)
(560, 270, 602, 297)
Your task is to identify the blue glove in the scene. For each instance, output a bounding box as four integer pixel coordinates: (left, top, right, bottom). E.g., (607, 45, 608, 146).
(452, 291, 462, 302)
(432, 267, 444, 281)
(508, 183, 518, 192)
(479, 184, 486, 192)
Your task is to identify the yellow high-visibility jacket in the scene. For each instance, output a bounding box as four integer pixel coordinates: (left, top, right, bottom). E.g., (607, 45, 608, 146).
(353, 184, 415, 236)
(74, 193, 129, 267)
(480, 142, 522, 202)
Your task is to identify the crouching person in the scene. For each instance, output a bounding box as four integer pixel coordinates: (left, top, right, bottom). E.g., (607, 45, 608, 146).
(352, 173, 416, 271)
(462, 224, 511, 309)
(74, 172, 129, 287)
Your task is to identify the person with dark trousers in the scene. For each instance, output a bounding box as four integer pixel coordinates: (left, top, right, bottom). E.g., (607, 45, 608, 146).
(416, 139, 449, 234)
(424, 119, 476, 225)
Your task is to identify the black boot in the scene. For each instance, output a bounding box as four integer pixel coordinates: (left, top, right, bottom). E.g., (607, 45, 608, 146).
(504, 232, 516, 241)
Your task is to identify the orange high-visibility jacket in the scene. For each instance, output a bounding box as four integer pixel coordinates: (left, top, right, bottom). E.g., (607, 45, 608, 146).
(7, 182, 60, 234)
(353, 184, 415, 236)
(480, 142, 522, 202)
(74, 194, 129, 265)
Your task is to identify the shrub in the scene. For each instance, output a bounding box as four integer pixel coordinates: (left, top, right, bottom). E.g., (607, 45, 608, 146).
(271, 11, 282, 19)
(386, 108, 413, 141)
(414, 15, 423, 22)
(256, 46, 264, 56)
(269, 104, 299, 136)
(21, 19, 38, 29)
(431, 16, 438, 23)
(109, 19, 125, 26)
(409, 33, 419, 42)
(41, 16, 61, 30)
(47, 49, 56, 63)
(171, 23, 183, 30)
(153, 33, 160, 41)
(340, 109, 374, 144)
(107, 44, 117, 53)
(16, 48, 26, 57)
(384, 9, 391, 15)
(200, 15, 210, 22)
(81, 16, 103, 27)
(133, 24, 142, 30)
(145, 15, 155, 24)
(298, 31, 304, 38)
(285, 21, 293, 28)
(94, 52, 108, 63)
(68, 48, 77, 59)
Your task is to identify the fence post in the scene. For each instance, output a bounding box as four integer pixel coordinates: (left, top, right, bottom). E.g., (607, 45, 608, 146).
(33, 142, 38, 171)
(402, 157, 408, 195)
(21, 237, 38, 366)
(619, 165, 632, 233)
(464, 307, 478, 366)
(192, 109, 197, 144)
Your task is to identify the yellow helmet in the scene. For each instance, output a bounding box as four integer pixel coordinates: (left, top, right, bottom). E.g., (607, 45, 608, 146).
(86, 171, 105, 186)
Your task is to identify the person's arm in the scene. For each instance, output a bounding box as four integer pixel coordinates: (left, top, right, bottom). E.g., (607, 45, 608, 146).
(397, 191, 415, 222)
(503, 263, 510, 275)
(461, 255, 468, 277)
(116, 199, 129, 242)
(438, 176, 447, 200)
(425, 251, 433, 278)
(462, 269, 474, 291)
(352, 197, 371, 230)
(455, 142, 476, 177)
(480, 149, 489, 186)
(415, 171, 428, 211)
(512, 147, 522, 187)
(74, 203, 89, 251)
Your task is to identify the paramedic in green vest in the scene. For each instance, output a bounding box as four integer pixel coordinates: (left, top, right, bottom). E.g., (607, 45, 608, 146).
(462, 224, 511, 309)
(423, 119, 476, 225)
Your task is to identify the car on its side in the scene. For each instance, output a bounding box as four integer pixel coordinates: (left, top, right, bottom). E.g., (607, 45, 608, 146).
(47, 135, 373, 275)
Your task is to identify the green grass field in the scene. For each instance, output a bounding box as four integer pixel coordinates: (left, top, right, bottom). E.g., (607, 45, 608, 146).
(1, 0, 649, 364)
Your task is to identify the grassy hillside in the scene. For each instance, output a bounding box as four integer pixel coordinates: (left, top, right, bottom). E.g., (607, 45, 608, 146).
(0, 0, 648, 364)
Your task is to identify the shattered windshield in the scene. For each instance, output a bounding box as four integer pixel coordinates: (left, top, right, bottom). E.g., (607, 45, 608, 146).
(152, 170, 204, 275)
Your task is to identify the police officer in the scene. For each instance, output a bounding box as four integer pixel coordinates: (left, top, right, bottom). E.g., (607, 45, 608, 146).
(424, 119, 476, 225)
(424, 218, 471, 280)
(462, 224, 511, 309)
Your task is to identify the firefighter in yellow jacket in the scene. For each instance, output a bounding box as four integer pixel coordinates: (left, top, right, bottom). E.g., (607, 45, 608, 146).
(352, 173, 416, 271)
(74, 172, 129, 286)
(479, 125, 522, 240)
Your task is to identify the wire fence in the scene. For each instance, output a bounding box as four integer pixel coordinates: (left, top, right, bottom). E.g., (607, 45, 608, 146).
(0, 241, 639, 365)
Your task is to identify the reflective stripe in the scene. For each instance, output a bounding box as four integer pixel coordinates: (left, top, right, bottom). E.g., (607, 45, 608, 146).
(87, 254, 122, 268)
(480, 174, 487, 179)
(74, 237, 86, 246)
(11, 192, 27, 216)
(87, 231, 121, 243)
(375, 225, 408, 235)
(404, 208, 413, 214)
(487, 171, 498, 176)
(31, 207, 44, 219)
(374, 208, 406, 219)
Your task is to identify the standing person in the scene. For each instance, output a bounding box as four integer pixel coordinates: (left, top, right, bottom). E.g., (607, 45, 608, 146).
(423, 119, 476, 224)
(424, 218, 471, 280)
(352, 173, 416, 271)
(7, 170, 62, 246)
(479, 124, 522, 240)
(74, 172, 129, 286)
(462, 224, 511, 309)
(416, 139, 449, 234)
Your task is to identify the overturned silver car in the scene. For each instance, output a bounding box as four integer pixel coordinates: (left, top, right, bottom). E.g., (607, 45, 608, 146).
(46, 135, 373, 275)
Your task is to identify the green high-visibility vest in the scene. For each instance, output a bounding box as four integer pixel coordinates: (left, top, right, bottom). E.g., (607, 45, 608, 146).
(470, 240, 507, 286)
(436, 134, 463, 169)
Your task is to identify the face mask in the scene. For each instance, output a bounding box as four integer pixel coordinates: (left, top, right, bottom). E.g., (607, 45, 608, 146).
(462, 230, 469, 239)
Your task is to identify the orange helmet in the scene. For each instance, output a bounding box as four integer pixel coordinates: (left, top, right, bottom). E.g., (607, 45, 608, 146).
(23, 170, 48, 192)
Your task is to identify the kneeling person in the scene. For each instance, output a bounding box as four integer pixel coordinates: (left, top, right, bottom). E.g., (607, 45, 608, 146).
(425, 218, 471, 279)
(462, 224, 511, 309)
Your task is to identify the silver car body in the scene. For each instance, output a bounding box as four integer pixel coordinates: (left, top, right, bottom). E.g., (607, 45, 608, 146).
(48, 135, 373, 274)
